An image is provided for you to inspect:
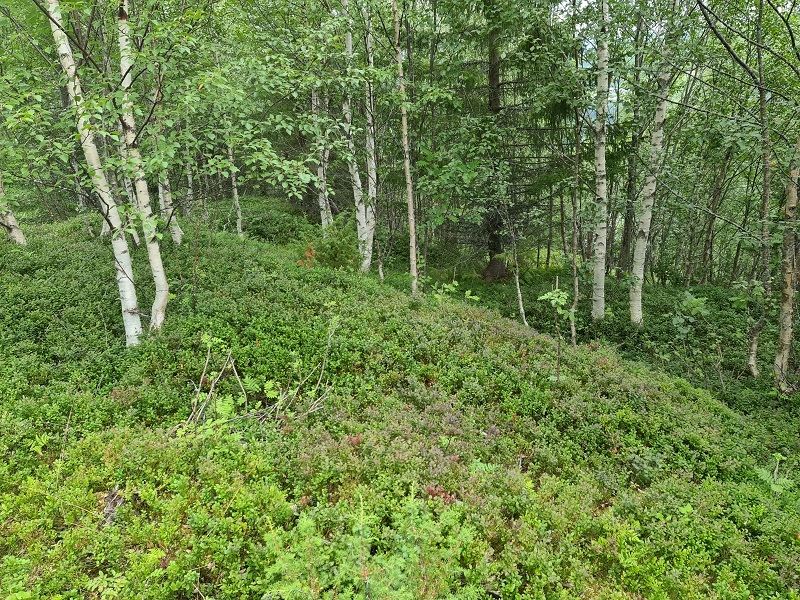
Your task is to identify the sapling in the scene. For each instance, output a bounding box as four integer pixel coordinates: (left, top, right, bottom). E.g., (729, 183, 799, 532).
(538, 277, 573, 381)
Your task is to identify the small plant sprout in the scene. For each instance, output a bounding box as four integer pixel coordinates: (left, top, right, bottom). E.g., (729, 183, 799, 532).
(432, 280, 479, 307)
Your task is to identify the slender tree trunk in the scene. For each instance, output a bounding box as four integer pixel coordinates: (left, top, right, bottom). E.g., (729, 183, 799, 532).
(341, 0, 371, 270)
(571, 107, 582, 347)
(774, 134, 800, 390)
(559, 188, 569, 259)
(111, 150, 141, 248)
(701, 148, 732, 284)
(484, 0, 507, 273)
(685, 216, 698, 285)
(0, 174, 26, 245)
(47, 0, 142, 345)
(118, 0, 169, 330)
(619, 14, 643, 274)
(393, 0, 418, 294)
(111, 121, 141, 248)
(731, 196, 752, 282)
(591, 0, 610, 320)
(227, 144, 243, 238)
(512, 239, 528, 327)
(502, 200, 528, 326)
(607, 207, 617, 269)
(362, 7, 378, 271)
(311, 88, 333, 230)
(69, 158, 94, 235)
(630, 64, 671, 325)
(186, 159, 200, 218)
(747, 3, 772, 377)
(159, 172, 184, 245)
(546, 187, 553, 267)
(569, 0, 581, 346)
(487, 1, 501, 115)
(122, 166, 137, 207)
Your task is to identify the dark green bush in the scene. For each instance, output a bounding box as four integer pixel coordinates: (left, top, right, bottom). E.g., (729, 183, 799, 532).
(245, 207, 316, 244)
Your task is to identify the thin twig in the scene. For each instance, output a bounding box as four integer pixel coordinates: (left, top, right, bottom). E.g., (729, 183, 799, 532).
(229, 357, 248, 413)
(314, 316, 340, 395)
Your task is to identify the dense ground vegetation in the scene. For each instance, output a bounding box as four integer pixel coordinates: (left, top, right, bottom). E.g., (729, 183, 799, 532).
(1, 200, 799, 599)
(3, 0, 800, 594)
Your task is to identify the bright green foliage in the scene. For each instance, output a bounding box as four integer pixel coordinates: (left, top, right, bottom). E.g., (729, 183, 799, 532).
(1, 206, 799, 599)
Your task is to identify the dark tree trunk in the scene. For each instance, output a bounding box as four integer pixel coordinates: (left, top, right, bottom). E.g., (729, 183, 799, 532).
(482, 0, 507, 278)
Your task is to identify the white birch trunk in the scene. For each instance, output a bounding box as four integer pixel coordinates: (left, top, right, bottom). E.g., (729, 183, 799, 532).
(630, 66, 671, 325)
(159, 172, 184, 245)
(341, 0, 371, 270)
(115, 135, 141, 247)
(774, 135, 800, 389)
(393, 0, 418, 294)
(362, 7, 378, 271)
(46, 0, 142, 345)
(227, 144, 243, 238)
(0, 173, 26, 245)
(511, 235, 528, 327)
(118, 0, 169, 330)
(591, 0, 610, 320)
(311, 87, 333, 230)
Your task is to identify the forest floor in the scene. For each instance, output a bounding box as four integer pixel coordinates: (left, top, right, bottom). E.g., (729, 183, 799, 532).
(1, 197, 799, 599)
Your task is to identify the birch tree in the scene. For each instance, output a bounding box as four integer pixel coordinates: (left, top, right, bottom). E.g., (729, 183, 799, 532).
(45, 0, 142, 345)
(311, 87, 333, 229)
(394, 0, 419, 294)
(629, 57, 672, 325)
(774, 134, 800, 390)
(340, 0, 373, 271)
(117, 0, 169, 329)
(227, 144, 243, 238)
(362, 4, 378, 270)
(591, 0, 610, 320)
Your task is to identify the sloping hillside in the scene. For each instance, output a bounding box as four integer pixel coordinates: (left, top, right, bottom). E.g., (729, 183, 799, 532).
(1, 216, 798, 599)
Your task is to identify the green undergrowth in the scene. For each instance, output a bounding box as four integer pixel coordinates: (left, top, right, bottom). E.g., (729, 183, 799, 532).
(417, 257, 793, 414)
(1, 209, 799, 599)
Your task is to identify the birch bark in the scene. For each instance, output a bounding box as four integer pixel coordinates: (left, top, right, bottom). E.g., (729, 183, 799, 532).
(0, 174, 26, 245)
(118, 0, 169, 330)
(591, 0, 610, 320)
(340, 0, 371, 270)
(227, 144, 243, 238)
(630, 64, 671, 325)
(158, 172, 184, 245)
(362, 7, 378, 271)
(774, 135, 800, 389)
(46, 0, 142, 345)
(393, 0, 418, 294)
(311, 87, 333, 230)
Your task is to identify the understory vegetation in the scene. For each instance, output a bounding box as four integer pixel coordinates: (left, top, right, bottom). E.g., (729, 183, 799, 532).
(1, 199, 799, 599)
